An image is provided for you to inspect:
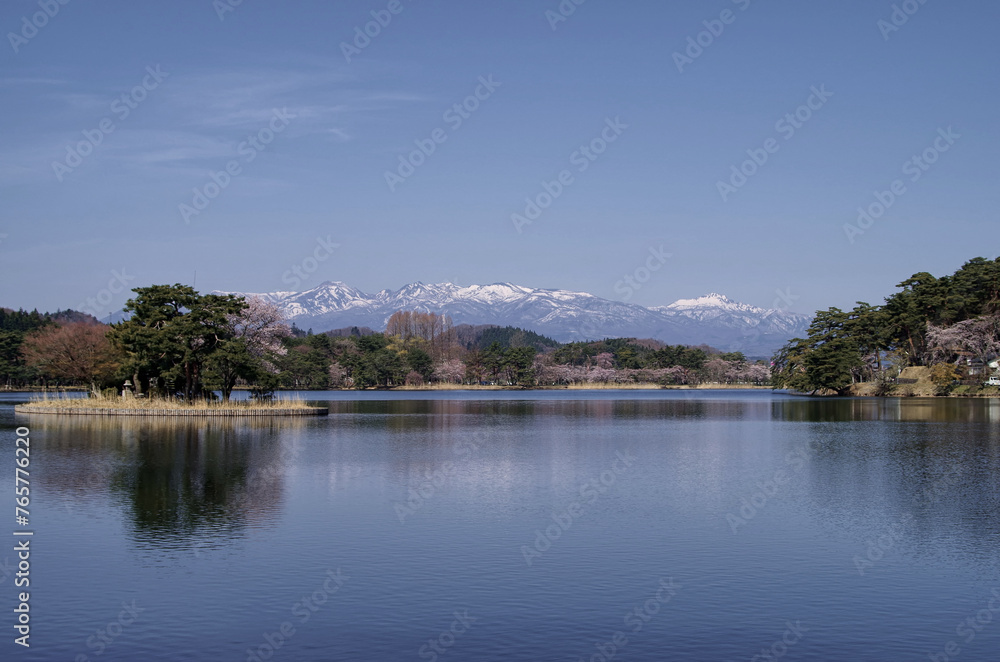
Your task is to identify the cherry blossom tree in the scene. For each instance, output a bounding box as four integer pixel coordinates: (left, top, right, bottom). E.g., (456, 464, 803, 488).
(926, 323, 964, 363)
(585, 366, 618, 383)
(724, 361, 746, 383)
(230, 297, 292, 366)
(704, 358, 729, 383)
(432, 358, 466, 384)
(744, 363, 771, 385)
(210, 297, 292, 400)
(927, 316, 1000, 369)
(329, 362, 351, 388)
(595, 352, 614, 369)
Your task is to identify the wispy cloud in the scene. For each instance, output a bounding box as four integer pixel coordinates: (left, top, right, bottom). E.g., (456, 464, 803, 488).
(1, 61, 422, 182)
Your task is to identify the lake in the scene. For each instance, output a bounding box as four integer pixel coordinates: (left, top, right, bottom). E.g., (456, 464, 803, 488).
(1, 390, 999, 661)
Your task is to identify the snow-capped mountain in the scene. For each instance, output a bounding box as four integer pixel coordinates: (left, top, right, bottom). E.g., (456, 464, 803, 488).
(652, 293, 811, 336)
(225, 282, 812, 357)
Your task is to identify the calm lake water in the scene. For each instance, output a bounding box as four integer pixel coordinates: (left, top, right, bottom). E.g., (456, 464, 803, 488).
(2, 390, 999, 661)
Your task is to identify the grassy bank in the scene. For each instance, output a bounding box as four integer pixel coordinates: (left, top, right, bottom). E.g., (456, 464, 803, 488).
(16, 393, 326, 416)
(0, 386, 88, 392)
(848, 367, 1000, 397)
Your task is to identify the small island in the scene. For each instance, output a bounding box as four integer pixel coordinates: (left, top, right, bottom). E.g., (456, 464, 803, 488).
(11, 285, 326, 416)
(15, 394, 327, 417)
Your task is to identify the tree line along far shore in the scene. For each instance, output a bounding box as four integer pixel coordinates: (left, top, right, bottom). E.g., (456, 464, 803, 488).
(4, 256, 999, 398)
(0, 286, 768, 398)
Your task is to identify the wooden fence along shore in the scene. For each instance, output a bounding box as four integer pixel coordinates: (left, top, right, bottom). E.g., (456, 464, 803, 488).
(14, 405, 328, 417)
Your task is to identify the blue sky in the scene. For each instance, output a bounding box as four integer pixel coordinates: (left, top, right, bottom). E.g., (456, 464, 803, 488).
(1, 0, 997, 320)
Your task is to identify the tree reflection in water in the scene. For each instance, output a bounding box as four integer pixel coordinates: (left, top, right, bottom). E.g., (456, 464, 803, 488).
(30, 415, 310, 550)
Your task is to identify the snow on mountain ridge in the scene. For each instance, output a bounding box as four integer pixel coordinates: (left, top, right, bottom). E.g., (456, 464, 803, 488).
(220, 281, 812, 356)
(658, 293, 764, 314)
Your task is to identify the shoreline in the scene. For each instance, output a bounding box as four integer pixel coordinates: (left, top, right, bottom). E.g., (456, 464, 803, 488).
(6, 386, 997, 399)
(339, 383, 773, 391)
(11, 383, 998, 397)
(14, 395, 328, 417)
(14, 404, 328, 417)
(2, 383, 774, 395)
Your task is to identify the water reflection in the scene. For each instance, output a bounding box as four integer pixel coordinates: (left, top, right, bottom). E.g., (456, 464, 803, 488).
(32, 416, 312, 549)
(22, 393, 1000, 572)
(327, 397, 776, 421)
(772, 395, 1000, 422)
(333, 393, 1000, 423)
(324, 395, 1000, 574)
(8, 392, 1000, 660)
(785, 405, 1000, 574)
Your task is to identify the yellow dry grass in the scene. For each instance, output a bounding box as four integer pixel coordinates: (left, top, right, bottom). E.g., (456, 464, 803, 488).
(20, 392, 310, 411)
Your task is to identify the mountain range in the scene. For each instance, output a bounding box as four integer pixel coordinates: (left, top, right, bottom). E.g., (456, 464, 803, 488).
(224, 281, 812, 357)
